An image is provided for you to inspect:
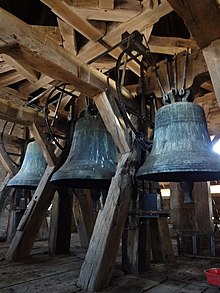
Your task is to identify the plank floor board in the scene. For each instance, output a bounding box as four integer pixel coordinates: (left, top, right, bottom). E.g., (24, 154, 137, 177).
(0, 234, 219, 292)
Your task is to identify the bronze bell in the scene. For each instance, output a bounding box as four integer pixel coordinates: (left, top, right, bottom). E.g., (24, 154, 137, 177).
(7, 141, 47, 189)
(137, 102, 220, 182)
(50, 115, 117, 188)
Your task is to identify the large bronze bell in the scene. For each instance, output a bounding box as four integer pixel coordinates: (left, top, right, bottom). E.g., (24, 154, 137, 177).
(50, 115, 117, 188)
(137, 102, 220, 182)
(7, 141, 47, 189)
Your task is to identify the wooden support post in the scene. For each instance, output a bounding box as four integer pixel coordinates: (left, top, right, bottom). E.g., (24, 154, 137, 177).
(151, 217, 176, 264)
(48, 187, 73, 255)
(122, 216, 151, 274)
(72, 189, 96, 248)
(6, 166, 56, 261)
(77, 151, 137, 291)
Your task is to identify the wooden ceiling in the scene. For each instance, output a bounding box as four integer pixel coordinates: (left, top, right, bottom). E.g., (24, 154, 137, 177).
(0, 0, 220, 136)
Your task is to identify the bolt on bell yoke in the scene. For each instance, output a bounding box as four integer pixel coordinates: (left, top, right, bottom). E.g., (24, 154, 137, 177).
(137, 101, 220, 182)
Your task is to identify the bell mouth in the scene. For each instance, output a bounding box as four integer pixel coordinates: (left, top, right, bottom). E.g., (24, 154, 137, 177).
(137, 171, 220, 182)
(50, 178, 111, 189)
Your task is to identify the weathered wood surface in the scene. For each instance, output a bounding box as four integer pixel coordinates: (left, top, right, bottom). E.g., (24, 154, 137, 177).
(72, 189, 96, 248)
(77, 151, 137, 291)
(6, 166, 56, 261)
(167, 0, 220, 49)
(0, 8, 131, 99)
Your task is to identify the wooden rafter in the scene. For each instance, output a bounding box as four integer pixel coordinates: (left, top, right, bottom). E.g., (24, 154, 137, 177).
(78, 1, 173, 62)
(40, 0, 106, 42)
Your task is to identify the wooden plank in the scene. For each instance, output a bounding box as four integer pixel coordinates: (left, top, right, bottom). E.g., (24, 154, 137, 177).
(77, 151, 137, 291)
(2, 134, 25, 149)
(167, 0, 220, 49)
(30, 123, 57, 166)
(40, 0, 106, 41)
(93, 92, 130, 154)
(2, 54, 40, 83)
(0, 8, 132, 99)
(0, 70, 24, 87)
(6, 166, 56, 261)
(0, 173, 14, 212)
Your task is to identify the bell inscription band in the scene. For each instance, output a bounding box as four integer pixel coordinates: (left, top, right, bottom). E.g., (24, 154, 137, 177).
(50, 115, 116, 189)
(137, 102, 220, 182)
(7, 141, 47, 189)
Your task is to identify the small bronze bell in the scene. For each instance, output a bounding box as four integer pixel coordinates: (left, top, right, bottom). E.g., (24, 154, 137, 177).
(50, 115, 117, 188)
(137, 102, 220, 182)
(7, 141, 47, 189)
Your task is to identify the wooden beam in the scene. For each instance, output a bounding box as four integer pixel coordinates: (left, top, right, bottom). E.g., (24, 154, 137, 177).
(6, 166, 56, 261)
(78, 1, 173, 62)
(0, 143, 17, 174)
(57, 18, 77, 55)
(2, 134, 25, 150)
(93, 92, 130, 154)
(2, 54, 40, 83)
(77, 151, 136, 291)
(0, 70, 24, 87)
(0, 8, 131, 99)
(72, 189, 96, 248)
(0, 40, 17, 54)
(29, 123, 57, 166)
(149, 35, 198, 55)
(72, 3, 141, 22)
(99, 0, 114, 10)
(203, 39, 220, 107)
(40, 0, 105, 42)
(167, 0, 220, 49)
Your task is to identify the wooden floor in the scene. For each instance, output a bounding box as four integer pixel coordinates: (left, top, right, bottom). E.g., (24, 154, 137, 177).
(0, 234, 219, 292)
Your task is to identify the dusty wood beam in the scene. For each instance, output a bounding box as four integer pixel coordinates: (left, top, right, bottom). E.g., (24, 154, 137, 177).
(77, 151, 136, 291)
(40, 0, 105, 42)
(0, 173, 14, 212)
(0, 8, 131, 99)
(2, 134, 25, 150)
(57, 18, 77, 55)
(72, 189, 96, 248)
(203, 39, 220, 107)
(167, 0, 220, 49)
(0, 98, 47, 126)
(78, 1, 173, 62)
(0, 143, 17, 174)
(71, 3, 141, 22)
(99, 0, 114, 9)
(0, 40, 17, 54)
(2, 54, 40, 83)
(93, 92, 130, 154)
(6, 166, 56, 261)
(30, 123, 57, 166)
(149, 35, 198, 54)
(19, 75, 54, 96)
(0, 70, 24, 87)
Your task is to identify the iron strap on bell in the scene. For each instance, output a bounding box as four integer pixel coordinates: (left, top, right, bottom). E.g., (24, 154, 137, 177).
(137, 101, 220, 182)
(7, 141, 47, 189)
(50, 114, 117, 189)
